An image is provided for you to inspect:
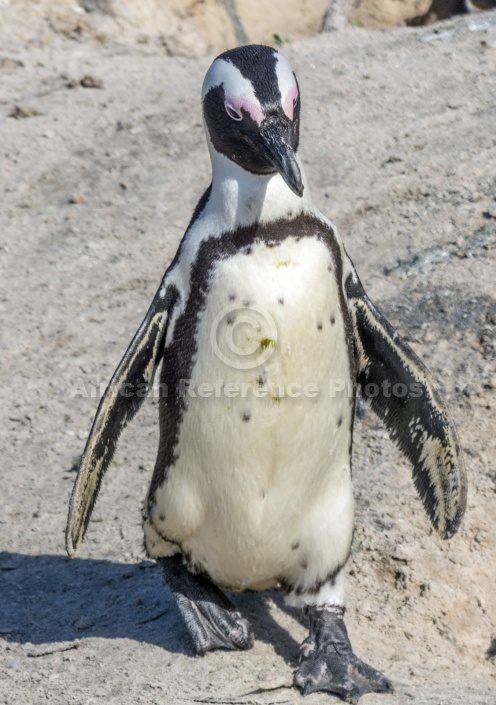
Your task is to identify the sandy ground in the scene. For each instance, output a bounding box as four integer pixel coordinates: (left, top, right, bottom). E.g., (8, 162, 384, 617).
(1, 8, 496, 705)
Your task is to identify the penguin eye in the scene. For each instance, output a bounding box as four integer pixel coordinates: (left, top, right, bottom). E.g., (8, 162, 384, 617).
(225, 102, 243, 121)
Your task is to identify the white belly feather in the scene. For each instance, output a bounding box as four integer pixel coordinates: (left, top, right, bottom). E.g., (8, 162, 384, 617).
(146, 236, 354, 592)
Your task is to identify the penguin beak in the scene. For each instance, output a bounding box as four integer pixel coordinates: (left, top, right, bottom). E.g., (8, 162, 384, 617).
(259, 117, 304, 197)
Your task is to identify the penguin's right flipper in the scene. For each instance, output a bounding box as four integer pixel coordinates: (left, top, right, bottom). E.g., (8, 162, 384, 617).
(344, 262, 467, 540)
(66, 282, 179, 558)
(158, 556, 254, 654)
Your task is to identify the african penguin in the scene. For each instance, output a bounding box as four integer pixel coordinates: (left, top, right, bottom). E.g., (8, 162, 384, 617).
(67, 45, 467, 703)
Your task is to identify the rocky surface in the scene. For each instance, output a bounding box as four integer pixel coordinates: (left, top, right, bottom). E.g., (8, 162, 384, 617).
(0, 6, 495, 705)
(2, 1, 495, 57)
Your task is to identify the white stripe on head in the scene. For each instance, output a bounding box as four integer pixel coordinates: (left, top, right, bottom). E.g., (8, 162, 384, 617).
(202, 58, 264, 125)
(275, 53, 298, 121)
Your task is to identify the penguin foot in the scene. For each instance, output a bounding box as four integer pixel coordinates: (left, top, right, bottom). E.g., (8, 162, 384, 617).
(158, 555, 253, 654)
(294, 606, 393, 703)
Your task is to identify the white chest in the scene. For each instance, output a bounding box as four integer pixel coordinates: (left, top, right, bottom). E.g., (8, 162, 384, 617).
(149, 235, 355, 590)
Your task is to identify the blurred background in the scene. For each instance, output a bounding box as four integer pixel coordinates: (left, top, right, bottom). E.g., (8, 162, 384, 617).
(1, 0, 496, 56)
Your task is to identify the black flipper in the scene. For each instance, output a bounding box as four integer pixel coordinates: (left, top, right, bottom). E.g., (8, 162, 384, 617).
(159, 556, 254, 654)
(344, 260, 467, 539)
(66, 281, 178, 557)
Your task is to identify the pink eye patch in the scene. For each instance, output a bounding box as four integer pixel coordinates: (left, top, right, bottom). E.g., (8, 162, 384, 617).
(225, 97, 264, 126)
(282, 85, 299, 121)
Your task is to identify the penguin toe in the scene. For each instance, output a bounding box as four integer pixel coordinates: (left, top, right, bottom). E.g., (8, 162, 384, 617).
(187, 599, 254, 654)
(294, 652, 392, 703)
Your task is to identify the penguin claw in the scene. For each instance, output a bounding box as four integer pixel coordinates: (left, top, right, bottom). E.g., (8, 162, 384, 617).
(158, 555, 254, 654)
(293, 607, 393, 703)
(180, 593, 253, 654)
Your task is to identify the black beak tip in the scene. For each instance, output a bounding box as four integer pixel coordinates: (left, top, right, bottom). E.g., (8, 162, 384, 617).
(283, 172, 304, 198)
(293, 181, 304, 198)
(280, 154, 304, 198)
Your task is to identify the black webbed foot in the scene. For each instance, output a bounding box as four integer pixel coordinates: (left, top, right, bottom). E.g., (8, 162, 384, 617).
(158, 555, 253, 654)
(294, 606, 393, 703)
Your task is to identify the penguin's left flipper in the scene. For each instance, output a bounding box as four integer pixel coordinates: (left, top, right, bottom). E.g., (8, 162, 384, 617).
(158, 556, 254, 654)
(66, 281, 178, 558)
(294, 606, 393, 703)
(344, 261, 467, 539)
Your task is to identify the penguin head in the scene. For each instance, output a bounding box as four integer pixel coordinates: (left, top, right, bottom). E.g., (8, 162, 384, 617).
(202, 44, 303, 197)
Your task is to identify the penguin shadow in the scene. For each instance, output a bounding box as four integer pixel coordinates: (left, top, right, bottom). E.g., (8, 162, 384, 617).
(233, 589, 305, 665)
(0, 551, 304, 663)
